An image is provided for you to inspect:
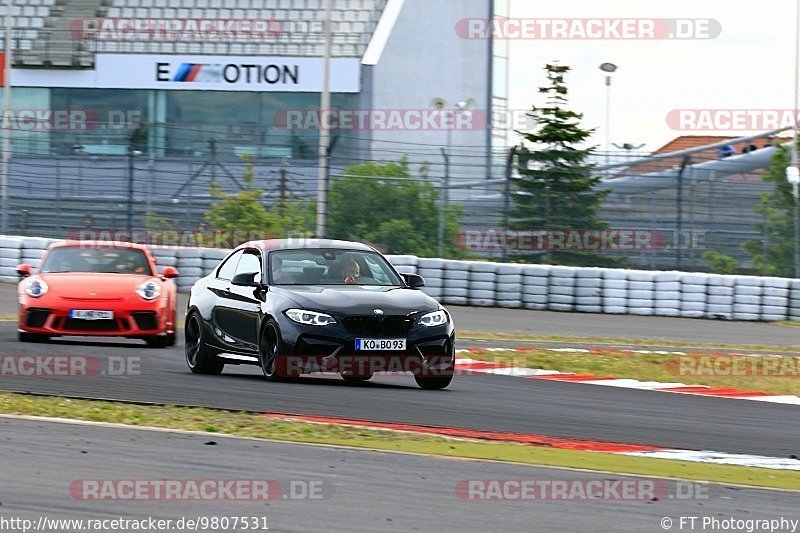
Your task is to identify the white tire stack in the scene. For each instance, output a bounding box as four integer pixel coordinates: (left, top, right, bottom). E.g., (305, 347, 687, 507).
(176, 248, 204, 289)
(387, 255, 418, 276)
(680, 272, 707, 318)
(441, 260, 469, 306)
(20, 237, 52, 270)
(548, 266, 577, 311)
(150, 246, 178, 265)
(705, 275, 735, 319)
(2, 233, 799, 323)
(202, 248, 229, 276)
(469, 261, 497, 307)
(789, 279, 800, 322)
(733, 276, 761, 321)
(760, 277, 789, 321)
(0, 236, 22, 281)
(575, 267, 603, 313)
(417, 258, 445, 299)
(521, 264, 549, 310)
(654, 271, 681, 316)
(495, 263, 524, 308)
(602, 269, 628, 314)
(627, 270, 655, 315)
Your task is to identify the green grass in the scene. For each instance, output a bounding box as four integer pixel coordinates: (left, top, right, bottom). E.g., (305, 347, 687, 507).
(0, 392, 797, 491)
(465, 348, 800, 396)
(459, 330, 800, 353)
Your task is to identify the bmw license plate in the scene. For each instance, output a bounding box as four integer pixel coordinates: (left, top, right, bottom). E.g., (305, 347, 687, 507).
(69, 310, 114, 320)
(355, 338, 406, 351)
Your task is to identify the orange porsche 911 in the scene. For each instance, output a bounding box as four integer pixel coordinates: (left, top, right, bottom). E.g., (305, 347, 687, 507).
(16, 241, 179, 347)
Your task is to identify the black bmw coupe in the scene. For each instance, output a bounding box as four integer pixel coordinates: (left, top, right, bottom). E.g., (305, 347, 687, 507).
(184, 239, 455, 389)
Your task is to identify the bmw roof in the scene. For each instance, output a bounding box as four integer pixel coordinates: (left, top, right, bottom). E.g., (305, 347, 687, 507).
(240, 239, 377, 253)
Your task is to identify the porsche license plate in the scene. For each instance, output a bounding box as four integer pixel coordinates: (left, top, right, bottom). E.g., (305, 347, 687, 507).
(69, 310, 114, 320)
(355, 338, 406, 351)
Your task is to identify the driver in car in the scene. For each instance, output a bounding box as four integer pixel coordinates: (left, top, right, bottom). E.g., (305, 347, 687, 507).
(343, 259, 360, 284)
(57, 254, 83, 273)
(114, 255, 136, 274)
(271, 260, 287, 284)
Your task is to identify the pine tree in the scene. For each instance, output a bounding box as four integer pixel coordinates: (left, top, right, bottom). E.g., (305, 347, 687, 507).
(510, 63, 614, 266)
(743, 144, 796, 276)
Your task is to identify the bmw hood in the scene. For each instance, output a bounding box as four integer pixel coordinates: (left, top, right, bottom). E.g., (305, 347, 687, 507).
(272, 286, 440, 316)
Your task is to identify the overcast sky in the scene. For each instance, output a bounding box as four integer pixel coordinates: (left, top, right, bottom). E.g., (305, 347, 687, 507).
(506, 0, 797, 153)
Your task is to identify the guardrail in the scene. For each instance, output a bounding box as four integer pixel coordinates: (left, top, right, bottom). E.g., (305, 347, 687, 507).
(2, 235, 798, 322)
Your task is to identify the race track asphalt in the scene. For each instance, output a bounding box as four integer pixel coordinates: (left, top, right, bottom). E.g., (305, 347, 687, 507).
(1, 322, 798, 458)
(3, 417, 797, 533)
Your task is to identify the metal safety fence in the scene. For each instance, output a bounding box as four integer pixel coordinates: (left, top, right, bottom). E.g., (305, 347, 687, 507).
(0, 136, 790, 274)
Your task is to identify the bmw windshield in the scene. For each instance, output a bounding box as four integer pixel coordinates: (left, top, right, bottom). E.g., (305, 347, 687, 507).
(269, 249, 403, 286)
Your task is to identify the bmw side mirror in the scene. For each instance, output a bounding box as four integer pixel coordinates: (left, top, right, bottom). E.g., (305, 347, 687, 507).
(231, 272, 262, 287)
(403, 273, 425, 289)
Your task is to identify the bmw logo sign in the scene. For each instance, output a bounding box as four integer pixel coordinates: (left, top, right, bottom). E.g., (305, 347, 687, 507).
(373, 309, 384, 315)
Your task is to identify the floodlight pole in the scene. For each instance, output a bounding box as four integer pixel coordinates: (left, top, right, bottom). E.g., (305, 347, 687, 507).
(0, 0, 12, 235)
(791, 0, 800, 278)
(127, 146, 136, 235)
(788, 168, 800, 279)
(599, 63, 618, 175)
(501, 145, 517, 261)
(315, 0, 333, 238)
(794, 184, 800, 279)
(438, 146, 449, 258)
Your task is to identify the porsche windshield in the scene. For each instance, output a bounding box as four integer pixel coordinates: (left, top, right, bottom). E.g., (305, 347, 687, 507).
(269, 249, 403, 286)
(40, 246, 154, 275)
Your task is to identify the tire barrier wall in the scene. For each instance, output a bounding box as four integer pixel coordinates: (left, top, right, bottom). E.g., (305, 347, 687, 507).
(1, 235, 798, 322)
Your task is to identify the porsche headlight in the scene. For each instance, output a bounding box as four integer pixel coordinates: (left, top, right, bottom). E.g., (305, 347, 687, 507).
(419, 309, 448, 327)
(136, 279, 162, 301)
(24, 277, 48, 298)
(285, 309, 336, 326)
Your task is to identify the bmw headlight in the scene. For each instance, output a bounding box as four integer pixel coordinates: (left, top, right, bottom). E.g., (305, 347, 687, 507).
(136, 279, 162, 301)
(285, 309, 336, 326)
(24, 277, 48, 298)
(419, 309, 448, 327)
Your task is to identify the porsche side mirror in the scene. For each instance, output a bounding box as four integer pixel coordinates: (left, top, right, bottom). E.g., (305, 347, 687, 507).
(403, 273, 425, 289)
(232, 272, 261, 287)
(162, 266, 179, 279)
(16, 263, 31, 277)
